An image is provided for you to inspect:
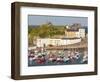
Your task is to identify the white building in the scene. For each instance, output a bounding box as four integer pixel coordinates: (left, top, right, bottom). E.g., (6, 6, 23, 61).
(36, 39, 63, 47)
(36, 38, 81, 47)
(78, 28, 85, 38)
(75, 29, 85, 38)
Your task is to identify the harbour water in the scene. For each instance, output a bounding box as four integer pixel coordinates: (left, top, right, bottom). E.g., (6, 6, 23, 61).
(28, 48, 88, 66)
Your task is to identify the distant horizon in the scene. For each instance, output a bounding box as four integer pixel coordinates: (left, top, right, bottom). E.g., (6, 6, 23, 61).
(28, 23, 88, 27)
(28, 15, 88, 27)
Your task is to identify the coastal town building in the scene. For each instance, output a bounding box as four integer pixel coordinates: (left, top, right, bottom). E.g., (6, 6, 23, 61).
(36, 38, 81, 47)
(65, 25, 85, 38)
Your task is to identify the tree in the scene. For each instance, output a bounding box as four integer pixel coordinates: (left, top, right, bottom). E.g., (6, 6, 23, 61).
(28, 22, 65, 46)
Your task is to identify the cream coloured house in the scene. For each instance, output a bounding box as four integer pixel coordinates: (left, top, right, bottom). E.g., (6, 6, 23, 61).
(65, 25, 85, 38)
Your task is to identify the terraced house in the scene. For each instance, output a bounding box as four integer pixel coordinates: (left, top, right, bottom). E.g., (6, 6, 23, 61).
(65, 25, 85, 38)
